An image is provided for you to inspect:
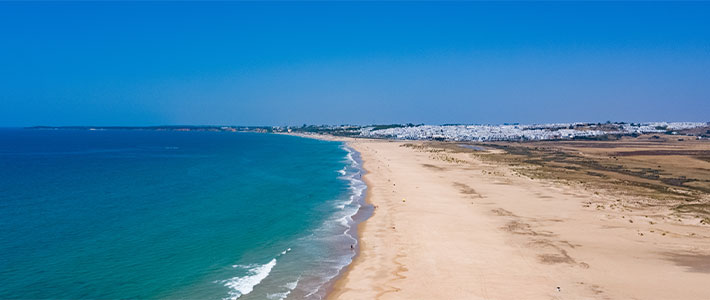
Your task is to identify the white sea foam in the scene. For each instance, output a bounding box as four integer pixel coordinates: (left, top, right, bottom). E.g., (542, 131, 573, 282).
(220, 259, 277, 300)
(266, 292, 289, 300)
(285, 277, 300, 290)
(291, 145, 367, 300)
(265, 276, 300, 300)
(231, 263, 259, 269)
(337, 215, 350, 227)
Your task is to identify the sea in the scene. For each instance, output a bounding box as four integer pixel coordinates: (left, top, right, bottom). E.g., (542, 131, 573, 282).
(0, 129, 369, 299)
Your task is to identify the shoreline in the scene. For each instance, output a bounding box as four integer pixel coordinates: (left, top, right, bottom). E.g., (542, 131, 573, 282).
(322, 143, 373, 299)
(291, 135, 379, 300)
(281, 133, 374, 299)
(287, 133, 710, 299)
(325, 142, 373, 300)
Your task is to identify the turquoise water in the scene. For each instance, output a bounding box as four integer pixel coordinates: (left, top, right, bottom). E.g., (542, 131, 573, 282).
(0, 129, 367, 299)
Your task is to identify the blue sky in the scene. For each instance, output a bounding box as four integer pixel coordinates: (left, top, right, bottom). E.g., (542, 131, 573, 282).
(1, 2, 708, 126)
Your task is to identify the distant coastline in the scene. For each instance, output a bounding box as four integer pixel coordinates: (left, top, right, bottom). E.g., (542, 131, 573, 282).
(27, 125, 273, 133)
(28, 120, 710, 142)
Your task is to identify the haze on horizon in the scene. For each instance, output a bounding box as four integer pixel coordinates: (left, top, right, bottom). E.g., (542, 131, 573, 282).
(1, 2, 709, 127)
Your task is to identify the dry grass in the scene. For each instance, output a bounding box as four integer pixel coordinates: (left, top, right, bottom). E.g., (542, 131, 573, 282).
(403, 135, 710, 221)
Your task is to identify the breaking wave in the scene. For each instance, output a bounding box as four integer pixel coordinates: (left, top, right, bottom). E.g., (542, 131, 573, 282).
(219, 258, 277, 300)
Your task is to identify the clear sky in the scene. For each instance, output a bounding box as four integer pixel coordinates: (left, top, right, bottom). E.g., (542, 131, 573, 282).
(1, 1, 708, 126)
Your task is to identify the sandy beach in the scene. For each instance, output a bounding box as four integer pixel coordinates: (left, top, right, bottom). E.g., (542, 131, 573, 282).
(326, 138, 710, 300)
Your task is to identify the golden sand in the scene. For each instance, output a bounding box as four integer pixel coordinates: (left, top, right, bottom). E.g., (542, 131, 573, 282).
(326, 138, 710, 300)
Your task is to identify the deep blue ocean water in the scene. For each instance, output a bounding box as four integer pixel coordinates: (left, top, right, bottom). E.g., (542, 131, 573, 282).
(0, 129, 367, 299)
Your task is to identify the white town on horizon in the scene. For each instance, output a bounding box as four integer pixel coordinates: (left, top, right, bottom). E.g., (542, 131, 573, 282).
(354, 121, 709, 141)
